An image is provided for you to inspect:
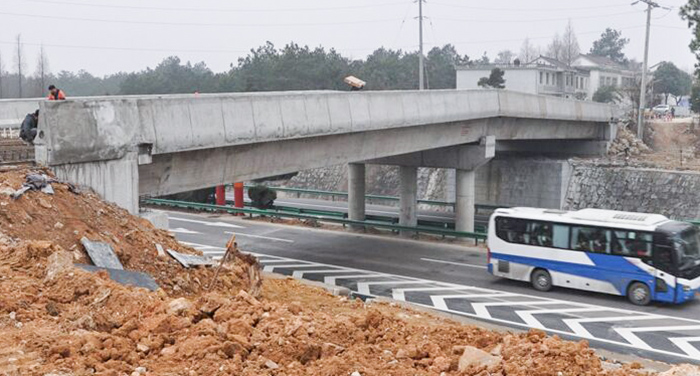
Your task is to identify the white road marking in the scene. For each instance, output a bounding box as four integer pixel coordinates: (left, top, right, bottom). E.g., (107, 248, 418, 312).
(420, 257, 487, 269)
(472, 301, 565, 319)
(392, 286, 481, 301)
(324, 274, 388, 285)
(263, 264, 317, 273)
(515, 307, 605, 330)
(180, 241, 225, 251)
(170, 217, 245, 229)
(170, 227, 201, 235)
(224, 231, 294, 243)
(356, 280, 427, 295)
(430, 293, 519, 311)
(669, 336, 700, 359)
(292, 269, 354, 278)
(563, 316, 664, 340)
(615, 325, 700, 351)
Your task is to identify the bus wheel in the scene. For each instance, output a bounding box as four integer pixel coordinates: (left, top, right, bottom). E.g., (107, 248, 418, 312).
(531, 269, 552, 292)
(627, 282, 651, 306)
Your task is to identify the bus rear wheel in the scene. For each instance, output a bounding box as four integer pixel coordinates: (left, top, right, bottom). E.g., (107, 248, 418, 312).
(627, 282, 651, 306)
(531, 269, 552, 292)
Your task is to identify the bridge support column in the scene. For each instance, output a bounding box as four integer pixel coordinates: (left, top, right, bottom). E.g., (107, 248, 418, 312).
(399, 166, 418, 237)
(348, 163, 366, 229)
(456, 169, 476, 234)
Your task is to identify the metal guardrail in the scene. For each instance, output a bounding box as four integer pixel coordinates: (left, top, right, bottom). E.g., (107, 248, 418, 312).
(244, 185, 506, 213)
(143, 198, 487, 243)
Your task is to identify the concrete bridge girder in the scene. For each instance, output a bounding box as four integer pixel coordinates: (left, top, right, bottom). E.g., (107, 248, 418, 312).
(32, 91, 615, 214)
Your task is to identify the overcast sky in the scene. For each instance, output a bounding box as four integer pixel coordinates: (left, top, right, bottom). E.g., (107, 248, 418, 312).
(0, 0, 695, 76)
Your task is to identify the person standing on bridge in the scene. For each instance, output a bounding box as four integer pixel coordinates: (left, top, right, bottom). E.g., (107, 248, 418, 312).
(47, 85, 66, 100)
(19, 110, 39, 144)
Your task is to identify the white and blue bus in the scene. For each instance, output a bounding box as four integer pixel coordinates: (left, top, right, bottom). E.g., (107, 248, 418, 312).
(487, 207, 700, 305)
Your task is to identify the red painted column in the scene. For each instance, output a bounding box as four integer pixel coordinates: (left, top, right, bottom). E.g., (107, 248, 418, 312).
(215, 185, 226, 206)
(233, 182, 244, 215)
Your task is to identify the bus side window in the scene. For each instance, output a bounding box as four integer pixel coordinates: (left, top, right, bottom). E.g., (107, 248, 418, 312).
(571, 226, 610, 253)
(552, 224, 569, 248)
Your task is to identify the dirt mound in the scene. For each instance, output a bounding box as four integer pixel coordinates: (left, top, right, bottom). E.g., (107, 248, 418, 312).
(608, 126, 652, 157)
(0, 168, 696, 375)
(0, 168, 260, 296)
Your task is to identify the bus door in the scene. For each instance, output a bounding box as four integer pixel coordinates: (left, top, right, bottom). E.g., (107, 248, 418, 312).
(652, 237, 677, 303)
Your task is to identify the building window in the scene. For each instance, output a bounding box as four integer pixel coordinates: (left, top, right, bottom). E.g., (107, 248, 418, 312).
(540, 72, 543, 84)
(575, 77, 579, 89)
(599, 77, 605, 86)
(612, 78, 618, 87)
(546, 73, 550, 85)
(606, 77, 612, 85)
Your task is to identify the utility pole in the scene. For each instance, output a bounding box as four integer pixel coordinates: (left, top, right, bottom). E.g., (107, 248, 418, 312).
(418, 0, 425, 90)
(635, 0, 660, 140)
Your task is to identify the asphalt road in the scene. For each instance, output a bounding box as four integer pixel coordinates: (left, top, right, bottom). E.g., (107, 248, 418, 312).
(164, 209, 700, 365)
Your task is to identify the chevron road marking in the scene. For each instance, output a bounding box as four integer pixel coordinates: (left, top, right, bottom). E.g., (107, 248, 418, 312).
(324, 274, 388, 285)
(263, 264, 317, 272)
(392, 286, 477, 301)
(563, 316, 666, 340)
(292, 269, 351, 278)
(356, 280, 428, 295)
(615, 325, 700, 352)
(472, 301, 565, 319)
(181, 241, 225, 251)
(430, 293, 519, 311)
(669, 337, 700, 359)
(170, 217, 245, 229)
(515, 307, 605, 330)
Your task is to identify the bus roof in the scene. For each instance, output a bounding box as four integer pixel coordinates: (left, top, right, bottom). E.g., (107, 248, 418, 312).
(493, 207, 673, 231)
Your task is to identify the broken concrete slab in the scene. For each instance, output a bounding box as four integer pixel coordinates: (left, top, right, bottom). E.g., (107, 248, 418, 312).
(81, 237, 123, 270)
(75, 264, 159, 291)
(167, 249, 216, 268)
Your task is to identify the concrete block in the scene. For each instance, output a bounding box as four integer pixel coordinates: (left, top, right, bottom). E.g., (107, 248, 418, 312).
(139, 210, 169, 230)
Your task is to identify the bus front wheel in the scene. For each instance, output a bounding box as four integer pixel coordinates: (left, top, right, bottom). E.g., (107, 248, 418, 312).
(627, 282, 651, 306)
(531, 269, 552, 292)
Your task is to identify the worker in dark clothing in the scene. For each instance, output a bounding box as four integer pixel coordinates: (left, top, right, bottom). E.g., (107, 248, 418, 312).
(47, 85, 66, 100)
(19, 110, 39, 144)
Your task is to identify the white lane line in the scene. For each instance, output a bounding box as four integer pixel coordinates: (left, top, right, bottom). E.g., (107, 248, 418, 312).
(180, 241, 226, 251)
(563, 316, 664, 340)
(224, 231, 294, 243)
(421, 257, 487, 269)
(669, 337, 700, 359)
(615, 325, 700, 351)
(515, 307, 606, 330)
(259, 259, 305, 264)
(430, 293, 519, 311)
(324, 274, 388, 285)
(170, 228, 201, 234)
(170, 217, 245, 229)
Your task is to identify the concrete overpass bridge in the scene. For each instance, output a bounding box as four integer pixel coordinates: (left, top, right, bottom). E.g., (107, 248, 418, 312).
(29, 90, 615, 232)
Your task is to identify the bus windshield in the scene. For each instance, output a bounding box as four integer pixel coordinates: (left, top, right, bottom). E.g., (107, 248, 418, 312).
(675, 226, 700, 271)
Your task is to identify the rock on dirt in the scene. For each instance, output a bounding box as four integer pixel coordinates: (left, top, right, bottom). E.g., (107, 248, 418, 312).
(458, 345, 502, 372)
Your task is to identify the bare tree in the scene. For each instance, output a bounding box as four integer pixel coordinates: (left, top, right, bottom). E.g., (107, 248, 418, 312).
(519, 38, 540, 63)
(495, 50, 515, 65)
(14, 34, 25, 98)
(561, 20, 580, 66)
(35, 44, 49, 96)
(546, 33, 564, 61)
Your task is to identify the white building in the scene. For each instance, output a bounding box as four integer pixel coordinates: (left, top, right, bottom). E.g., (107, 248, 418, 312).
(456, 54, 637, 101)
(572, 54, 637, 100)
(456, 56, 589, 99)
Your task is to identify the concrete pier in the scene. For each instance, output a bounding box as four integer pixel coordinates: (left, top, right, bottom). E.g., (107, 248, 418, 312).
(348, 163, 366, 229)
(399, 166, 418, 236)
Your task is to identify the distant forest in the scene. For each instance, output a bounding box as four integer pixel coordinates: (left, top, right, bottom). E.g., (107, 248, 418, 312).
(0, 42, 470, 98)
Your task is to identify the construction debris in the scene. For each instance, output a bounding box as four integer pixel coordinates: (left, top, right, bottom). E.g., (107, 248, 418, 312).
(81, 237, 124, 270)
(76, 264, 159, 291)
(167, 249, 217, 268)
(608, 126, 652, 157)
(0, 168, 696, 374)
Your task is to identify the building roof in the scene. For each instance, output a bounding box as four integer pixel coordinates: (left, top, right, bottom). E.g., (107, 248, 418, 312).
(530, 56, 569, 70)
(576, 54, 629, 71)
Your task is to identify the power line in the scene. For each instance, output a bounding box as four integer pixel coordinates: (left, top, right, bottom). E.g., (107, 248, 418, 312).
(14, 0, 409, 13)
(430, 1, 632, 12)
(0, 11, 403, 27)
(433, 10, 643, 24)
